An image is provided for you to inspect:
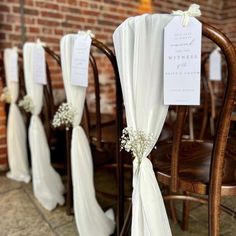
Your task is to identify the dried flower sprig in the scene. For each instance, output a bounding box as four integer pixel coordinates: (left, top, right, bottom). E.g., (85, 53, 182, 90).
(52, 102, 77, 130)
(120, 127, 154, 165)
(18, 95, 34, 113)
(0, 87, 11, 103)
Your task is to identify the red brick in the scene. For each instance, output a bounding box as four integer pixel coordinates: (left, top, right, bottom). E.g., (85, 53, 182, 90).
(65, 15, 85, 22)
(0, 5, 10, 13)
(41, 11, 63, 19)
(27, 26, 40, 34)
(24, 0, 35, 6)
(36, 2, 59, 10)
(24, 8, 38, 16)
(38, 19, 61, 27)
(6, 15, 21, 23)
(60, 5, 80, 14)
(12, 6, 20, 13)
(81, 9, 100, 16)
(54, 29, 64, 35)
(0, 33, 6, 40)
(0, 137, 6, 145)
(24, 16, 35, 24)
(80, 1, 89, 8)
(5, 0, 18, 3)
(0, 108, 6, 117)
(0, 156, 7, 165)
(0, 24, 12, 31)
(8, 34, 21, 41)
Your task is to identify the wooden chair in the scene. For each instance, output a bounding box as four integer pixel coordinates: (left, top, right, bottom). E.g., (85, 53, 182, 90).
(150, 21, 236, 236)
(65, 38, 125, 233)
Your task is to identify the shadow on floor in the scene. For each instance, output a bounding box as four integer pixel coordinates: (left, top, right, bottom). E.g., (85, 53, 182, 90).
(1, 172, 236, 236)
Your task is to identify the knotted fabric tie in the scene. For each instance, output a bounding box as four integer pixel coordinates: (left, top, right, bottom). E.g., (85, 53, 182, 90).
(78, 30, 95, 38)
(36, 38, 46, 47)
(172, 4, 201, 27)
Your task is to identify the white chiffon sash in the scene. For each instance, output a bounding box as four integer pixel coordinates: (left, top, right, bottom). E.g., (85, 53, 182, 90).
(23, 43, 65, 211)
(113, 14, 173, 235)
(60, 34, 115, 236)
(7, 103, 30, 182)
(4, 48, 30, 183)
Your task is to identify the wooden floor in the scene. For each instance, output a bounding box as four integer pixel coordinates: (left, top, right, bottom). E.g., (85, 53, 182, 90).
(1, 171, 236, 236)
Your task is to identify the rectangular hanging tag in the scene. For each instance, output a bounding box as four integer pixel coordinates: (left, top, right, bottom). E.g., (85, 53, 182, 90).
(164, 16, 202, 105)
(71, 34, 92, 87)
(8, 49, 19, 82)
(33, 45, 47, 85)
(209, 48, 222, 81)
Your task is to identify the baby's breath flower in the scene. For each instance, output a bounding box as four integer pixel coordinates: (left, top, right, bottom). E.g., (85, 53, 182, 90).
(18, 95, 34, 113)
(0, 87, 11, 103)
(120, 127, 154, 165)
(52, 102, 77, 130)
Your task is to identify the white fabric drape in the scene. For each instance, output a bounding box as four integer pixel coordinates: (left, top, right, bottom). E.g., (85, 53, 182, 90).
(23, 43, 65, 211)
(4, 48, 30, 183)
(113, 14, 173, 236)
(60, 34, 115, 236)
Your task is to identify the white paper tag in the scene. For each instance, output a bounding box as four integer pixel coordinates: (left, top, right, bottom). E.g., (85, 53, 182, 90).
(32, 45, 47, 85)
(209, 48, 221, 81)
(71, 34, 92, 87)
(5, 49, 18, 82)
(164, 16, 202, 105)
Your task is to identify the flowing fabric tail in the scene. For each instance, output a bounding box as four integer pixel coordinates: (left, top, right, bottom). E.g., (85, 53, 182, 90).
(29, 115, 65, 211)
(71, 126, 115, 236)
(7, 103, 31, 183)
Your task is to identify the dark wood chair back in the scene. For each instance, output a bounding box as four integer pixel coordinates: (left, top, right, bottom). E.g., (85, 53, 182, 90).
(81, 38, 123, 151)
(122, 21, 236, 236)
(41, 47, 61, 141)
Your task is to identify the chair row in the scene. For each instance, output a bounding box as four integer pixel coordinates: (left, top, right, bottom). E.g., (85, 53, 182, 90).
(1, 18, 236, 235)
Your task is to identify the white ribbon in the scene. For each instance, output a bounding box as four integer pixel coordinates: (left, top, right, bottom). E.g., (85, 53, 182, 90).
(36, 38, 46, 47)
(78, 30, 95, 38)
(172, 4, 201, 27)
(12, 46, 18, 52)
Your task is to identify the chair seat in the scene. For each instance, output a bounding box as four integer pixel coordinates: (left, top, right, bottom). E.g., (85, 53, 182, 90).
(89, 113, 116, 144)
(90, 122, 117, 144)
(89, 113, 116, 126)
(152, 140, 236, 195)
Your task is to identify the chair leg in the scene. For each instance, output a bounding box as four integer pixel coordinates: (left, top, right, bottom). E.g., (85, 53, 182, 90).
(210, 118, 215, 136)
(189, 107, 194, 140)
(66, 130, 73, 215)
(199, 110, 208, 139)
(116, 150, 124, 235)
(182, 191, 190, 231)
(162, 187, 178, 224)
(120, 202, 132, 236)
(169, 200, 178, 224)
(208, 192, 220, 236)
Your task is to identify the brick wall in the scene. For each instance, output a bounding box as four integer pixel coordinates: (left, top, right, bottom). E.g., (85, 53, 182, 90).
(0, 0, 235, 169)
